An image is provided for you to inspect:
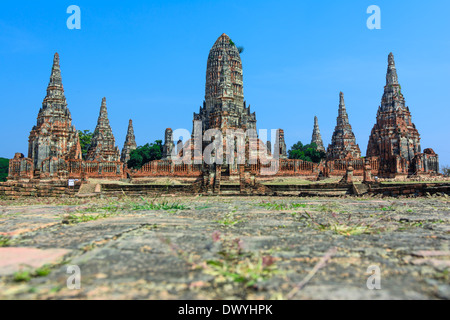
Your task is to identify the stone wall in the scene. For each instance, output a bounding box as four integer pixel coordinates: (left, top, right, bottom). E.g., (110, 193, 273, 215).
(0, 180, 81, 199)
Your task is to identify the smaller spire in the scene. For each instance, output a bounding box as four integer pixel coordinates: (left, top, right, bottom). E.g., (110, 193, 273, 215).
(339, 92, 346, 110)
(53, 52, 60, 65)
(386, 52, 399, 85)
(311, 116, 325, 152)
(86, 97, 119, 162)
(338, 92, 349, 126)
(46, 52, 64, 96)
(121, 119, 137, 163)
(99, 97, 108, 119)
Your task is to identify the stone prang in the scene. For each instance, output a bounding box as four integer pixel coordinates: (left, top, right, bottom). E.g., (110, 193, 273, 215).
(162, 128, 175, 160)
(311, 116, 325, 152)
(194, 34, 256, 134)
(366, 53, 439, 177)
(86, 98, 120, 162)
(121, 119, 137, 164)
(28, 53, 82, 169)
(327, 92, 361, 160)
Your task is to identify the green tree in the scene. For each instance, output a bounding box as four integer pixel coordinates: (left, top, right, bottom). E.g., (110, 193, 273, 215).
(442, 165, 450, 177)
(0, 158, 9, 182)
(78, 130, 94, 160)
(127, 140, 163, 169)
(288, 142, 326, 163)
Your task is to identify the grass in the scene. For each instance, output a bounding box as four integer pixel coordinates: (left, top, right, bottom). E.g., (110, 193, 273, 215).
(434, 269, 449, 282)
(215, 212, 245, 226)
(65, 197, 189, 224)
(13, 265, 53, 282)
(0, 235, 11, 247)
(13, 271, 32, 282)
(164, 234, 279, 289)
(34, 265, 52, 277)
(298, 211, 384, 236)
(64, 212, 116, 224)
(257, 202, 308, 211)
(376, 206, 395, 211)
(204, 238, 278, 288)
(206, 256, 278, 287)
(131, 199, 188, 211)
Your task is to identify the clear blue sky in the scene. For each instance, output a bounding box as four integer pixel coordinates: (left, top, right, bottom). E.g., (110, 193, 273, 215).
(1, 0, 449, 167)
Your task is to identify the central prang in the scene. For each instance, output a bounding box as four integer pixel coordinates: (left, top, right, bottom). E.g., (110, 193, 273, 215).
(195, 34, 256, 134)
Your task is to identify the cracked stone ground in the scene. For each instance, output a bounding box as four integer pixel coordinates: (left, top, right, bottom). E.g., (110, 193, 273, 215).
(0, 195, 449, 300)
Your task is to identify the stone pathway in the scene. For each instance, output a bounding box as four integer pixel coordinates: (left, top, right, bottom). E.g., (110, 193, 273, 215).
(0, 196, 449, 300)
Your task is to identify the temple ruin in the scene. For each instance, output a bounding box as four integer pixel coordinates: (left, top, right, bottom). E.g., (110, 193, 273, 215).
(5, 36, 441, 188)
(366, 53, 439, 178)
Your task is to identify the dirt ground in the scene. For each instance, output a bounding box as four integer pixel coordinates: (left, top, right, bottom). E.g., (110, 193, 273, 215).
(0, 195, 449, 300)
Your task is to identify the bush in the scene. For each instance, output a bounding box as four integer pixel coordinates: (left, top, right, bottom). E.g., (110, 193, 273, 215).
(442, 165, 450, 177)
(127, 140, 163, 169)
(288, 142, 325, 163)
(78, 130, 94, 160)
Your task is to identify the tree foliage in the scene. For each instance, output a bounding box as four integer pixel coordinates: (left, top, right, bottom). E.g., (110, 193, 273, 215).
(442, 165, 450, 177)
(127, 141, 163, 169)
(78, 130, 94, 160)
(0, 158, 9, 182)
(288, 142, 326, 163)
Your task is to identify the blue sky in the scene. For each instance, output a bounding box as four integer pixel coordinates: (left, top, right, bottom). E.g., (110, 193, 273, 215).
(1, 0, 449, 167)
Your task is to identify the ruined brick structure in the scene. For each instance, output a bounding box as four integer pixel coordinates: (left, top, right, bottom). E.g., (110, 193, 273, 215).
(274, 129, 288, 159)
(86, 98, 120, 162)
(311, 116, 325, 152)
(162, 128, 175, 160)
(28, 53, 82, 172)
(121, 120, 137, 164)
(366, 53, 439, 178)
(194, 34, 256, 134)
(6, 44, 441, 187)
(327, 92, 361, 160)
(8, 55, 123, 181)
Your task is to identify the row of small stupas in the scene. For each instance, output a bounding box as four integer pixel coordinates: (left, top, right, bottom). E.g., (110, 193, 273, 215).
(7, 34, 439, 181)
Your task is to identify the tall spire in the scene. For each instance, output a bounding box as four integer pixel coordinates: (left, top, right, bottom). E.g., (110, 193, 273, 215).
(99, 97, 108, 120)
(194, 34, 256, 134)
(367, 52, 426, 173)
(86, 98, 120, 162)
(46, 53, 64, 97)
(41, 52, 68, 117)
(121, 119, 137, 163)
(380, 52, 405, 113)
(205, 33, 244, 110)
(28, 53, 81, 168)
(311, 116, 325, 152)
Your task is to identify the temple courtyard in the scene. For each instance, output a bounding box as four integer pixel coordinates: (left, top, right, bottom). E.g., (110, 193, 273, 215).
(0, 193, 449, 300)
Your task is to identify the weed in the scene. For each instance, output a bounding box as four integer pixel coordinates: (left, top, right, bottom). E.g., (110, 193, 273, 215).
(35, 265, 51, 277)
(14, 264, 54, 282)
(205, 238, 278, 287)
(299, 211, 385, 236)
(131, 197, 189, 211)
(215, 212, 245, 226)
(64, 212, 115, 224)
(258, 202, 308, 211)
(0, 235, 11, 247)
(14, 271, 32, 282)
